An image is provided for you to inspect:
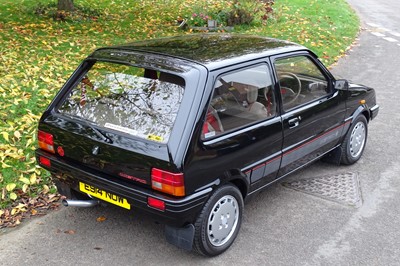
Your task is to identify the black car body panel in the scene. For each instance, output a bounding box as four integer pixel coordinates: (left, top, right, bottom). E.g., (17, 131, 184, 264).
(35, 34, 378, 254)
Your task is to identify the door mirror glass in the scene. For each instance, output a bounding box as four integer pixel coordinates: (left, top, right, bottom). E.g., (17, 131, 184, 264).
(334, 79, 349, 90)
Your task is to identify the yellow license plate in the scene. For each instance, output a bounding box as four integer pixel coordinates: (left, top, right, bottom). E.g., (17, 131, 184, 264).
(79, 182, 131, 210)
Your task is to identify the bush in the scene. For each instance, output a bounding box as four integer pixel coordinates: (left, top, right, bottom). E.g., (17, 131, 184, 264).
(33, 2, 102, 22)
(226, 5, 254, 26)
(184, 0, 275, 28)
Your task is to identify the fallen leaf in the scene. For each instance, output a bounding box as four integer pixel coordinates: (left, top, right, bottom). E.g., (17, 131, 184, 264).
(30, 173, 37, 184)
(42, 185, 50, 194)
(9, 192, 17, 200)
(6, 183, 16, 191)
(19, 177, 30, 185)
(15, 203, 27, 209)
(14, 131, 21, 139)
(2, 132, 9, 141)
(1, 163, 12, 168)
(64, 230, 76, 235)
(96, 216, 107, 222)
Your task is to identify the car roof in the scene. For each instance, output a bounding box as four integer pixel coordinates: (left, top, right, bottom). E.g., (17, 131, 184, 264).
(92, 34, 309, 71)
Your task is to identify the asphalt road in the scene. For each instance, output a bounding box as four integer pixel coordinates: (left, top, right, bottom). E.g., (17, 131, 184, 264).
(1, 0, 400, 265)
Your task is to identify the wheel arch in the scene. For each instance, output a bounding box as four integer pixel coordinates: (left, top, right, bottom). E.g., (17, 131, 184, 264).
(229, 178, 248, 200)
(362, 109, 370, 122)
(220, 169, 250, 200)
(351, 105, 370, 123)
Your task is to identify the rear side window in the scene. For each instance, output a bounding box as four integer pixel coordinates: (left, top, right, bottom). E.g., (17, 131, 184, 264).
(57, 62, 185, 143)
(202, 64, 275, 139)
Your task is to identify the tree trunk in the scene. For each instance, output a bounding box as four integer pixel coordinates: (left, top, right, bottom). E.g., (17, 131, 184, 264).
(58, 0, 74, 11)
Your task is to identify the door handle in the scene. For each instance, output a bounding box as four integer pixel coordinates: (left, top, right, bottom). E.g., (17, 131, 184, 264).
(288, 116, 301, 128)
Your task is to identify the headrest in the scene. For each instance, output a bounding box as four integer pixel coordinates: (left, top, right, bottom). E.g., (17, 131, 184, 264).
(246, 87, 258, 104)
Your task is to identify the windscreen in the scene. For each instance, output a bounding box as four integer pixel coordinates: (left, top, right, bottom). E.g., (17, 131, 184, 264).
(57, 61, 185, 143)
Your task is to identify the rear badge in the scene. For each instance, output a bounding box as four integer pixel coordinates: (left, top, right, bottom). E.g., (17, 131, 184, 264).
(92, 146, 100, 155)
(119, 172, 147, 184)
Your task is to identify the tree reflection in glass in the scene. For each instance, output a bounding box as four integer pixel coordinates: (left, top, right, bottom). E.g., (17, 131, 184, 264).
(58, 62, 185, 143)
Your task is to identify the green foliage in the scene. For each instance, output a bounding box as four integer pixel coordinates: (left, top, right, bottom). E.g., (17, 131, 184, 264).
(0, 0, 359, 226)
(254, 0, 360, 63)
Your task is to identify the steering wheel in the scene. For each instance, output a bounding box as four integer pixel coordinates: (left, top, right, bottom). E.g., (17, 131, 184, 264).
(278, 72, 302, 107)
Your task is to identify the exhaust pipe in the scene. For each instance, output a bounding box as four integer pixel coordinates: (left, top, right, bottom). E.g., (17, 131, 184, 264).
(62, 199, 100, 208)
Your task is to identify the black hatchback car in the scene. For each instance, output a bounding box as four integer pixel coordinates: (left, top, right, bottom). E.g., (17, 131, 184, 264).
(36, 34, 378, 256)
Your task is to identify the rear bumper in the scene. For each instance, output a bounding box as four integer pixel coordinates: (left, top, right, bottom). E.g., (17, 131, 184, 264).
(370, 104, 379, 120)
(36, 149, 210, 227)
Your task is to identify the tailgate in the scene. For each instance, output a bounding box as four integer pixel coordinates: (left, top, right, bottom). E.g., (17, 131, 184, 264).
(40, 116, 172, 188)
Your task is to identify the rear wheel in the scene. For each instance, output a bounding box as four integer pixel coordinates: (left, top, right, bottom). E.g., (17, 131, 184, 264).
(193, 184, 243, 256)
(340, 115, 368, 165)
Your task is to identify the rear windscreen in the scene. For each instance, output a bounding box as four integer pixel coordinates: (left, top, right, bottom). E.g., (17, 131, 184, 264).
(57, 62, 185, 143)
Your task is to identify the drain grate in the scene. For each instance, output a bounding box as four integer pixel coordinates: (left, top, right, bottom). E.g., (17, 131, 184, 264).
(282, 172, 362, 207)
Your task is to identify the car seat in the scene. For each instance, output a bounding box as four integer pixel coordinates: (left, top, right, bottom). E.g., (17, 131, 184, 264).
(246, 87, 268, 118)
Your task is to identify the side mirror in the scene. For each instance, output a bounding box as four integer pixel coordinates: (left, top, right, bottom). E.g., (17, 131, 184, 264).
(334, 79, 349, 90)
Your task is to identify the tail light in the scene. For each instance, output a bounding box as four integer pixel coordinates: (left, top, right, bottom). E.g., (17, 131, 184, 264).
(38, 130, 55, 154)
(151, 168, 185, 196)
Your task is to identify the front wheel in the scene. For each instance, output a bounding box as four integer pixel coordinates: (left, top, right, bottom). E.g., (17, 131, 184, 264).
(340, 115, 368, 165)
(193, 184, 244, 256)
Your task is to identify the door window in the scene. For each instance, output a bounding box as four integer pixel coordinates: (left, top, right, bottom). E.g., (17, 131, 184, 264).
(202, 65, 276, 139)
(274, 56, 329, 111)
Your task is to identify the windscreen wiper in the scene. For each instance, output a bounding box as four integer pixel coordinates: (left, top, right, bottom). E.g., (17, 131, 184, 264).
(63, 114, 113, 144)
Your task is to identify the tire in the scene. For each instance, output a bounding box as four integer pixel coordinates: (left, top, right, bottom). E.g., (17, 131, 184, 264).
(340, 115, 368, 165)
(193, 184, 244, 257)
